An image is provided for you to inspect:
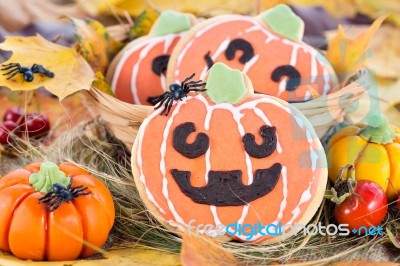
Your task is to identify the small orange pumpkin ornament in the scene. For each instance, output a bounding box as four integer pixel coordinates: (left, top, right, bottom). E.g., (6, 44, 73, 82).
(0, 162, 115, 261)
(132, 63, 328, 243)
(167, 4, 338, 102)
(326, 115, 400, 201)
(107, 10, 197, 105)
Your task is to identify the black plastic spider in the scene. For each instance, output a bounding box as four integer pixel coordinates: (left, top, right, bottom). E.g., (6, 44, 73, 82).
(1, 63, 54, 82)
(148, 73, 206, 116)
(38, 179, 91, 212)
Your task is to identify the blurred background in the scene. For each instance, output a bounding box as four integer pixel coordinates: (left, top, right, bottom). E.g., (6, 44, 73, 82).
(0, 0, 399, 128)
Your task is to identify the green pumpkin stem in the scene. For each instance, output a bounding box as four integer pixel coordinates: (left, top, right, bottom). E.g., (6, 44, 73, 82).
(359, 114, 396, 144)
(29, 162, 71, 193)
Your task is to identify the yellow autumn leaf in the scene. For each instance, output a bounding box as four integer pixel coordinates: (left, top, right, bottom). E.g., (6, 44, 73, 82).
(0, 246, 181, 265)
(68, 17, 124, 74)
(0, 35, 95, 100)
(129, 4, 160, 39)
(92, 71, 114, 96)
(356, 0, 400, 27)
(181, 232, 237, 266)
(326, 15, 386, 79)
(76, 0, 287, 17)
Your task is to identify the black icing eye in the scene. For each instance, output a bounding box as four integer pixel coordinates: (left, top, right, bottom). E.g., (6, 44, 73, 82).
(152, 54, 170, 76)
(242, 125, 277, 158)
(271, 65, 301, 91)
(225, 38, 254, 64)
(204, 51, 214, 70)
(173, 122, 209, 158)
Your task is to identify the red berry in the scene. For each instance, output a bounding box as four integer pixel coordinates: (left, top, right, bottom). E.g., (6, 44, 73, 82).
(23, 112, 50, 138)
(3, 107, 24, 124)
(334, 181, 388, 232)
(0, 121, 21, 145)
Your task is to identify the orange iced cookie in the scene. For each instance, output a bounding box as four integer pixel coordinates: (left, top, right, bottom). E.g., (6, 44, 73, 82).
(132, 63, 327, 243)
(107, 11, 196, 105)
(167, 4, 337, 102)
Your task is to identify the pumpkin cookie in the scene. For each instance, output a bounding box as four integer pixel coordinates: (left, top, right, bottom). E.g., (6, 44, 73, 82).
(167, 4, 338, 102)
(132, 63, 327, 243)
(107, 11, 197, 105)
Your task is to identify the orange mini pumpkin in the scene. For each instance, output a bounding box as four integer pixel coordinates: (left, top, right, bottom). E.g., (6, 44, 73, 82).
(107, 11, 196, 105)
(133, 63, 327, 243)
(0, 162, 115, 261)
(167, 4, 337, 102)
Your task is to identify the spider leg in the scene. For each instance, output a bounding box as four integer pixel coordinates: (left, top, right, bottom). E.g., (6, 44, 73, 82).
(187, 82, 206, 87)
(160, 98, 172, 115)
(2, 68, 20, 80)
(38, 192, 56, 202)
(39, 196, 55, 204)
(1, 63, 20, 70)
(154, 95, 169, 110)
(32, 64, 54, 78)
(180, 73, 196, 88)
(149, 92, 169, 105)
(185, 80, 204, 86)
(188, 88, 207, 92)
(165, 97, 174, 116)
(47, 199, 63, 212)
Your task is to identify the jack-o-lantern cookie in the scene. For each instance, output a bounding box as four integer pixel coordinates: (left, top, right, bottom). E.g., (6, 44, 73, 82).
(167, 4, 338, 102)
(132, 63, 327, 243)
(107, 11, 196, 105)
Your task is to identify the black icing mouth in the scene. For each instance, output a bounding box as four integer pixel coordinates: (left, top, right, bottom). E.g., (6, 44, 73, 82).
(170, 163, 282, 206)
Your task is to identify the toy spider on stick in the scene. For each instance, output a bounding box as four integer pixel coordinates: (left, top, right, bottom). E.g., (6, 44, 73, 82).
(149, 73, 206, 116)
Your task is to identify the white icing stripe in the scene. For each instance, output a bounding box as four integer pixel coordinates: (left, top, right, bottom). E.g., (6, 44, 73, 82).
(323, 68, 331, 95)
(287, 181, 313, 225)
(242, 55, 259, 74)
(111, 39, 149, 93)
(310, 51, 317, 83)
(289, 46, 299, 66)
(304, 90, 311, 101)
(210, 205, 222, 225)
(276, 166, 288, 221)
(160, 74, 167, 92)
(131, 40, 160, 104)
(160, 101, 186, 225)
(278, 78, 287, 97)
(137, 108, 166, 214)
(176, 39, 194, 69)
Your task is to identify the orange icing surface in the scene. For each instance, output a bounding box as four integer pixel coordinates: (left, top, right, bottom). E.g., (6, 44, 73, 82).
(112, 35, 182, 105)
(136, 94, 324, 242)
(169, 16, 337, 102)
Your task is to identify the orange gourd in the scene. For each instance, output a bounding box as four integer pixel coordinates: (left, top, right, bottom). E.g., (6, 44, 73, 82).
(326, 115, 400, 201)
(0, 162, 115, 261)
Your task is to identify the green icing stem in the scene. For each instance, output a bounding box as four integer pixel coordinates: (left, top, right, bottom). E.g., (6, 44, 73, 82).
(259, 4, 304, 41)
(152, 10, 192, 37)
(205, 63, 247, 104)
(359, 114, 396, 144)
(29, 162, 71, 193)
